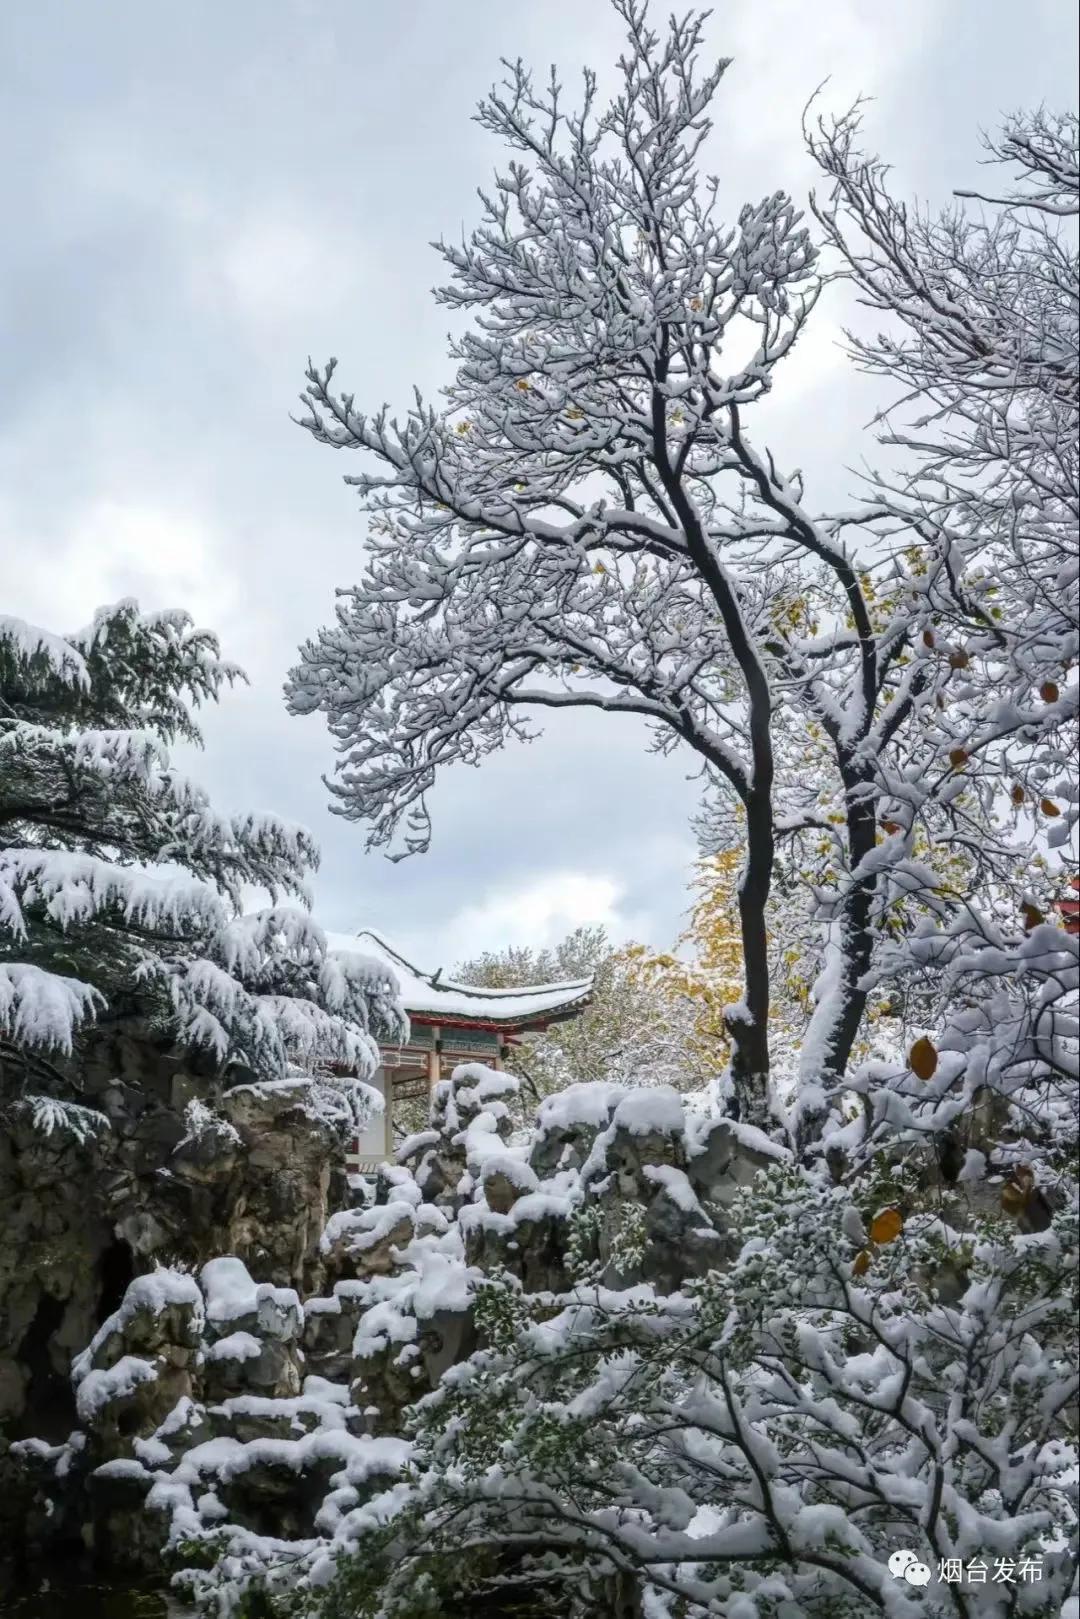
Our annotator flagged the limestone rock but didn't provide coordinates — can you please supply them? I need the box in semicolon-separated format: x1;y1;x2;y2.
0;1022;349;1437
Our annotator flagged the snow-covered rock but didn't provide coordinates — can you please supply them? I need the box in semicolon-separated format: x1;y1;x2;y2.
8;1064;785;1600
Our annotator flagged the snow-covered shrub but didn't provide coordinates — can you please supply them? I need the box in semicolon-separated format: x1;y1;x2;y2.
300;899;1078;1616
301;1162;1077;1617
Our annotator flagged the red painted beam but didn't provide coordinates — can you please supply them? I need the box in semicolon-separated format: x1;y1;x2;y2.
409;1013;547;1035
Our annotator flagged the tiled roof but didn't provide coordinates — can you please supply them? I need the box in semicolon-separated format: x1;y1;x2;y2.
325;930;593;1027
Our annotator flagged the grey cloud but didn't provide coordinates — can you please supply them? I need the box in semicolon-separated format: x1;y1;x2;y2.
3;0;1075;956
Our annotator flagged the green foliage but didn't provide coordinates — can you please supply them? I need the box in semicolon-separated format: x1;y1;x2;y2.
306;1515;572;1619
307;1150;1077;1618
170;1535;224;1573
0;598;240;744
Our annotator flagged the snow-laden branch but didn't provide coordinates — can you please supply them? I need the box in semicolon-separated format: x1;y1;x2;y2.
1;601;405;1142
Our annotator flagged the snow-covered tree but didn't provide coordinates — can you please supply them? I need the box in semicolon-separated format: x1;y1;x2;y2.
455;924;609;991
752;99;1080;1145
1;600;404;1142
287;5;1075;1144
456;925;706;1103
296;896;1078;1619
272;25;1078;1618
285;0;834;1126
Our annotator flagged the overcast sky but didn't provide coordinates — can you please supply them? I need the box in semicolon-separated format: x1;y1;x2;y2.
3;0;1076;972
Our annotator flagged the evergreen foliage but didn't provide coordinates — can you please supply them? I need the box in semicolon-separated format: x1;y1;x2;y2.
1;600;403;1140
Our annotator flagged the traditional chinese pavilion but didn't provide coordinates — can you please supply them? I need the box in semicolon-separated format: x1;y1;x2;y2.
328;930;593;1170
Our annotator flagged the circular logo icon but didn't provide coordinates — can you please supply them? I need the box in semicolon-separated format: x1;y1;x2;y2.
888;1549;918;1577
905;1562;932;1587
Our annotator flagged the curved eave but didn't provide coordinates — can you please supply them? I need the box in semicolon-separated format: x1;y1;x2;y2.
408;993;592;1034
347;928;594;1027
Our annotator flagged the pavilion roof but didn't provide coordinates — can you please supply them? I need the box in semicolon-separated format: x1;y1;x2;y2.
326;929;593;1028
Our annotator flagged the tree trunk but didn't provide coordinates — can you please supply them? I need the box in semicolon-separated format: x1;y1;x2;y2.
728;788;774;1129
796;772;878;1152
828;778;878;1080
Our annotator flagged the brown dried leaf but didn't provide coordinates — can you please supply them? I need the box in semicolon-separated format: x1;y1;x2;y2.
909;1036;938;1081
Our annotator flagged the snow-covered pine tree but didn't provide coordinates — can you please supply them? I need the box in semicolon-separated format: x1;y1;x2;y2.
1;600;404;1143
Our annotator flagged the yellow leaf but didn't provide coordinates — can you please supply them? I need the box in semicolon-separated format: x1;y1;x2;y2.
852;1248;872;1276
1000;1172;1033;1216
949;649;970;670
948;747;968;769
1040;799;1061;817
869;1208;903;1245
515;378;531;391
909;1036;938;1081
1040;681;1059;703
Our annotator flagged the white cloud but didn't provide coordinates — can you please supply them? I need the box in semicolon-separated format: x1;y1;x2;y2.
4;0;1073;966
193;210;360;336
715;0;936;176
399;871;651;971
54;126;363;345
3;498;236;635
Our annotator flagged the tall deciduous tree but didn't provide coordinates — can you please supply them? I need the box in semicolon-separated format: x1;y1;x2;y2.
287;0;826;1127
287;1;1076;1153
782;100;1079;1142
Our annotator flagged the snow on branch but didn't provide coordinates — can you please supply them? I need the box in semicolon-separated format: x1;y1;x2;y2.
2;596;404;1118
0;963;104;1053
12;1094;110;1145
0;614;90;689
286;4;826;866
